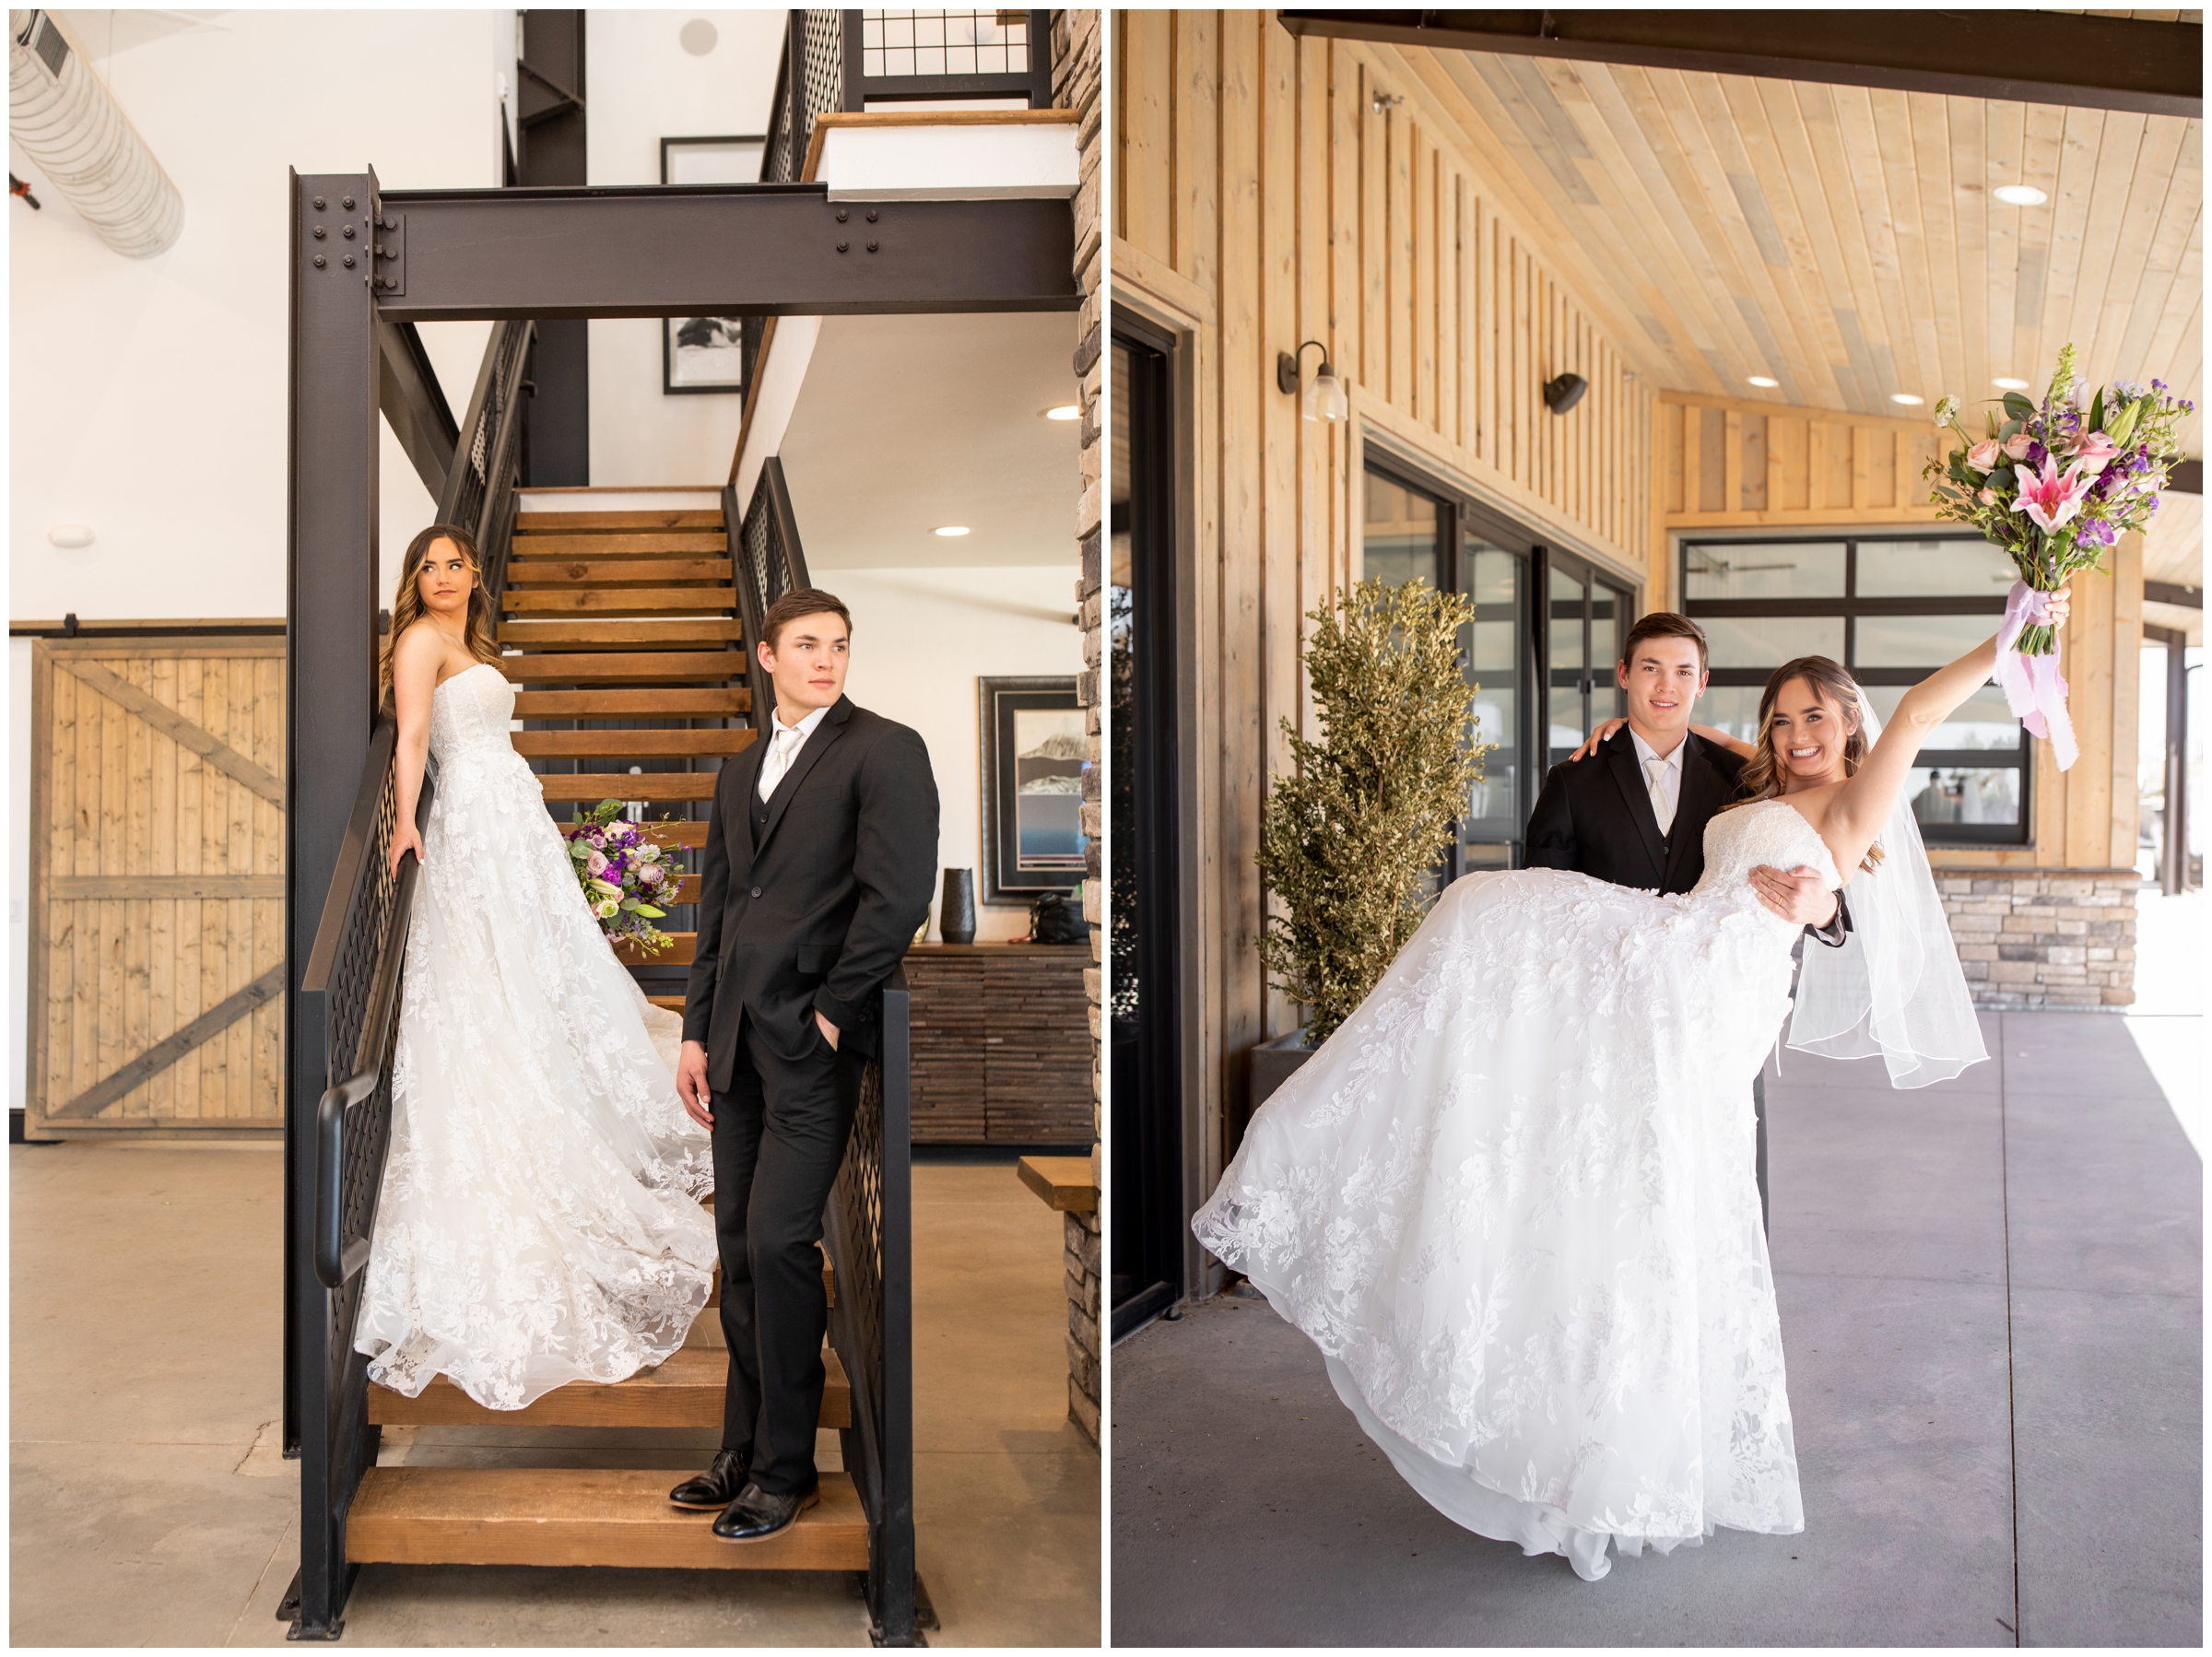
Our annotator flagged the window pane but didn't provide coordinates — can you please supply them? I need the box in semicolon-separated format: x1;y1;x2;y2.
1683;540;1845;600
1363;470;1441;590
1853;613;1997;667
1548;685;1584;756
1697;685;1767;745
1857;538;2018;597
1549;569;1586;669
1465;542;1523;832
1862;684;2024;751
1591;584;1620;670
1700;614;1844;668
1908;766;2022;827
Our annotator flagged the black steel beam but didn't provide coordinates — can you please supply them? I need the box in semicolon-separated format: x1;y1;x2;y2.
2168;458;2201;495
1276;10;2203;118
374;318;456;503
2146;581;2203;610
371;186;1077;322
286;165;382;1639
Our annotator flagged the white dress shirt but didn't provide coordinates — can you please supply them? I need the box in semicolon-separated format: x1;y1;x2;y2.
756;702;830;800
1630;727;1685;837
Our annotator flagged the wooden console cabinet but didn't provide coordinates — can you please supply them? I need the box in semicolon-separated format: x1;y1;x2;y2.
903;944;1089;1146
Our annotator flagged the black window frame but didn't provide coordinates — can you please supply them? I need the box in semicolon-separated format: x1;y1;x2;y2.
1541;546;1635;772
1359;453;1574;874
1679;531;2031;846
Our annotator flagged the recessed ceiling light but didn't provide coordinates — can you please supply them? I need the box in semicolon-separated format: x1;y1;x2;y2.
1889;393;1924;406
1994;184;2047;206
1992;376;2031;391
1747;375;1780;388
933;525;971;537
1043;405;1080;421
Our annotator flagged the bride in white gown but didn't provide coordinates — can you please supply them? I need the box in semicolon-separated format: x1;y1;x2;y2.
1194;593;2066;1581
353;524;716;1411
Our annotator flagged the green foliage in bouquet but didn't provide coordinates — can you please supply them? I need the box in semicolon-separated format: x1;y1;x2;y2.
1255;578;1491;1043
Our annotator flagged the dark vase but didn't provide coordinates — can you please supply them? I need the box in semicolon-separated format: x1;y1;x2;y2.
939;868;977;945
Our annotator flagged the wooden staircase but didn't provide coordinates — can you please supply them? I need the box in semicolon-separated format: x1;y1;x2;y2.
345;496;855;1573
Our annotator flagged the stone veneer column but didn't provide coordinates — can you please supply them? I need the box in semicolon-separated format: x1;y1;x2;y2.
1940;870;2139;1007
1055;6;1103;1449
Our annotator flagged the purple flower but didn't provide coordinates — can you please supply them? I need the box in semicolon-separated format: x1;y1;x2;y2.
2026;441;2050;470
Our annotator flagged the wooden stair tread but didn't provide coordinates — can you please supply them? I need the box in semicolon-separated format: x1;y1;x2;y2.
514;729;751;758
614;931;698;965
648;993;685;1011
367;1343;848;1429
500;652;745;684
511;532;728;556
540;774;727;804
507;558;735;585
515;509;724;531
506;588;735;616
1018;1155;1100;1214
500;619;743;649
346;1466;868;1569
512;688;749;717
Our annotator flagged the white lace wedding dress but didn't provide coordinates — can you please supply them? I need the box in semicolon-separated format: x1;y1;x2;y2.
354;663;717;1410
1194;798;1839;1581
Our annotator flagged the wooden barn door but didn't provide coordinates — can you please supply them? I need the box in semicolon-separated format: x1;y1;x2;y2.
26;639;287;1138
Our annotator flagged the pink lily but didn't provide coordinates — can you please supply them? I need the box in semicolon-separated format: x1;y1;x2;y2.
2066;429;2119;472
2012;453;2093;535
1967;439;2003;473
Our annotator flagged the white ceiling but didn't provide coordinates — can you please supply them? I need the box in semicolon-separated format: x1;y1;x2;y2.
776;311;1081;570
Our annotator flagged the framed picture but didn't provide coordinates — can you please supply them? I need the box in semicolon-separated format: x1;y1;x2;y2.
659;135;766;395
980;676;1087;903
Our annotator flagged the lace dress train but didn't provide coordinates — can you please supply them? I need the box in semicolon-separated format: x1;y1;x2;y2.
354;664;716;1411
1194;800;1839;1580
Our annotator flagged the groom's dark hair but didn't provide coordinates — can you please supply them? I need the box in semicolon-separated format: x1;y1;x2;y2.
1620;611;1708;673
759;587;853;652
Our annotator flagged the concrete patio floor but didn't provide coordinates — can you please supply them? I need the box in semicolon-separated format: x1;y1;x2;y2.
10;1146;1100;1647
1111;1010;2202;1647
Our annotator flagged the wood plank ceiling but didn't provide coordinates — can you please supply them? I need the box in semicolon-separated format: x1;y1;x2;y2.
1372;29;2203;464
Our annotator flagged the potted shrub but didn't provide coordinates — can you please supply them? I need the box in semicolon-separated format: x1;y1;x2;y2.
1246;576;1490;1129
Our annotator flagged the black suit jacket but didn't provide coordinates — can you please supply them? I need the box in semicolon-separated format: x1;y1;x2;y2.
1524;726;1852;941
1525;726;1746;895
683;696;938;1087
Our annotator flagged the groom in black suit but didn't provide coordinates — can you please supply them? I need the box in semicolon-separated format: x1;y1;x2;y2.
670;587;937;1543
1524;610;1847;1229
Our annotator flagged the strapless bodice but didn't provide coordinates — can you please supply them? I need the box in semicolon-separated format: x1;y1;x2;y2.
1690;798;1840;906
428;663;518;767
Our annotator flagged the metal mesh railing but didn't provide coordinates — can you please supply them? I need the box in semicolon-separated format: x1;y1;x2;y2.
764;9;849;183
823;975;915;1644
861;10;1031;76
435;318;533;589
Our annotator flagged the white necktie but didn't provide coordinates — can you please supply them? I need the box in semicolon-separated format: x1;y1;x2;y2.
1645;756;1676;836
758;721;806;800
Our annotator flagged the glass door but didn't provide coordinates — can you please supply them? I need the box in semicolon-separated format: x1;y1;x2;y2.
1109;324;1185;1339
1361;459;1535;871
1544;551;1630;769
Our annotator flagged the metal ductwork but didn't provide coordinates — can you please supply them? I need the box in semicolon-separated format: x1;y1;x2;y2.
9;9;182;257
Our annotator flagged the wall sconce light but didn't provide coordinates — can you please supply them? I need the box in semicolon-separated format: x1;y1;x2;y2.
1278;340;1347;423
1542;372;1587;415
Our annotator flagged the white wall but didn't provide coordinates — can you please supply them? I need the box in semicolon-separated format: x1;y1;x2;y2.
834;566;1085;941
584;9;785;487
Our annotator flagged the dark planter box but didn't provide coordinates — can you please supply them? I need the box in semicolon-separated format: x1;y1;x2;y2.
1240;1027;1316;1145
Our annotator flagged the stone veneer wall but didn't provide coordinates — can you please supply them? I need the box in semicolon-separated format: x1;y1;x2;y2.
1939;869;2138;1008
1056;6;1103;1449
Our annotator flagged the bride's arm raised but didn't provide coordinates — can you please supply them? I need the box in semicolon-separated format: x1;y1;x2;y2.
1819;588;2071;872
386;626;442;877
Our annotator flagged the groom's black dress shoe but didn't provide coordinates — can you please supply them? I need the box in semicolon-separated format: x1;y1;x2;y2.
711;1478;819;1542
668;1449;750;1510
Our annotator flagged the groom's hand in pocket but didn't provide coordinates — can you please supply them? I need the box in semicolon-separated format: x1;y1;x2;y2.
1750;864;1839;928
677;1040;713;1130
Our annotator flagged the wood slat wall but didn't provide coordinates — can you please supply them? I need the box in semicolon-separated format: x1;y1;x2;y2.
1113;11;1658;1205
28;640;287;1136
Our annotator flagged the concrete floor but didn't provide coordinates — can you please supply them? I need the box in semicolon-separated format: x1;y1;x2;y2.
1112;1010;2202;1647
10;1146;1100;1646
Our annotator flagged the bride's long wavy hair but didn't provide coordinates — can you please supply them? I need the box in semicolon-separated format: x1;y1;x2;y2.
381;523;502;708
1727;653;1885;871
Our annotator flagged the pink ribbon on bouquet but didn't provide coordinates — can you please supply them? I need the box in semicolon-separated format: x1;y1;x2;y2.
1994;581;2077;772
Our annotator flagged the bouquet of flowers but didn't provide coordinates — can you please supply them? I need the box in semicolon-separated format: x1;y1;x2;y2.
1924;343;2194;770
561;800;677;957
